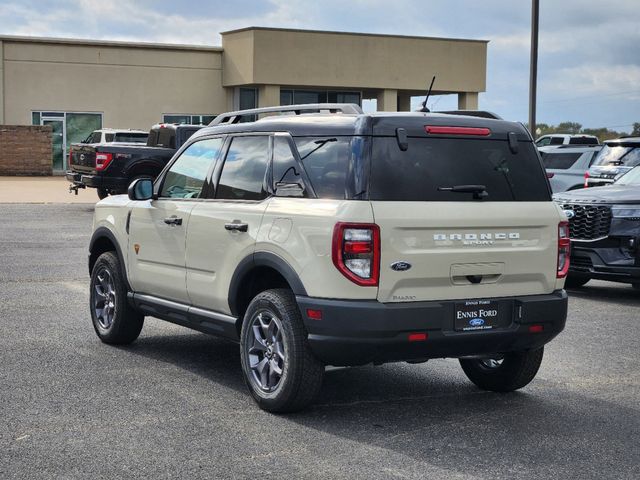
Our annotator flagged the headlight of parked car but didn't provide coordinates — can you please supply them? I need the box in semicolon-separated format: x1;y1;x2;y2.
611;205;640;220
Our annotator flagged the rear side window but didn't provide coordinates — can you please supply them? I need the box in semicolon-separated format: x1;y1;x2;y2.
273;137;307;196
550;137;565;145
294;137;351;199
370;137;550;202
216;136;269;200
541;152;582;169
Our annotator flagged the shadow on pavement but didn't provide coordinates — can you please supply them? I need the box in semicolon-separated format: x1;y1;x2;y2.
123;329;639;479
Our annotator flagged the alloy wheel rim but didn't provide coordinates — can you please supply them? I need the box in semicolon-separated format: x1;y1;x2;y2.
247;310;285;392
93;267;116;330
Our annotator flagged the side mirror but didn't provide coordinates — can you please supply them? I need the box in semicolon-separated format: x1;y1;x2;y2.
128;178;154;201
274;182;305;198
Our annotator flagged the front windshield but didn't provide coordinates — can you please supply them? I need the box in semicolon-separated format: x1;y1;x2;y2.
592;145;637;166
616;167;640;186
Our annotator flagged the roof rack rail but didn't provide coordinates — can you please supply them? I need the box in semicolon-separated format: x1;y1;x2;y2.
209;103;364;125
437;110;503;120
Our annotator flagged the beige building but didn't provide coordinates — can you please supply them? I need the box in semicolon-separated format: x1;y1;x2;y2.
0;27;487;172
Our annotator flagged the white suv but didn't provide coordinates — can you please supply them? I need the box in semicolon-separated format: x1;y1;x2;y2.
88;104;569;412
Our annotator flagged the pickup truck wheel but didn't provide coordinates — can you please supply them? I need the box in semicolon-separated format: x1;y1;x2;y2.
564;274;590;288
97;188;109;200
90;251;144;344
240;289;324;413
459;347;544;392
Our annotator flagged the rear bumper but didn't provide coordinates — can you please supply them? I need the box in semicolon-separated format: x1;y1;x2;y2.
297;290;568;366
66;171;128;191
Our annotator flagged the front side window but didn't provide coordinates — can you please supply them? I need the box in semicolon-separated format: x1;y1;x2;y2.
160;138;223;199
216;136;269;200
535;137;551;146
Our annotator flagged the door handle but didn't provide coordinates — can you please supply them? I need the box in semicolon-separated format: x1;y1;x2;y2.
225;221;248;232
164;216;183;226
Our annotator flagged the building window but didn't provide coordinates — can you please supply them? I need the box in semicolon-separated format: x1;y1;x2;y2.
162;114;217;125
280;89;361;106
239;88;258;110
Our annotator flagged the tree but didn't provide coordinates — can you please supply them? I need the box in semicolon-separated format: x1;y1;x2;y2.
632;122;640;136
556;122;582;134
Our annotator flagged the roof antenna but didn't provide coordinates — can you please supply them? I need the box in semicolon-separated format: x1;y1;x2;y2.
418;75;436;112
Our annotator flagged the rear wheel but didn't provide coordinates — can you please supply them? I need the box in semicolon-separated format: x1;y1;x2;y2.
97;188;109;200
90;251;144;344
240;289;324;413
564;274;590;288
459;347;544;392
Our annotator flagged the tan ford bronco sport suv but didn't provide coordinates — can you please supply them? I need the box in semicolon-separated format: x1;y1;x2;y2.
88;104;569;412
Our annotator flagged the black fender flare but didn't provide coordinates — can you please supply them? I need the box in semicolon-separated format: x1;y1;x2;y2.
228;251;307;316
122;158;165;178
89;226;132;291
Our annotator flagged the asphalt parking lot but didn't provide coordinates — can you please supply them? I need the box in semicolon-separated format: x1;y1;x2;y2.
1;203;639;479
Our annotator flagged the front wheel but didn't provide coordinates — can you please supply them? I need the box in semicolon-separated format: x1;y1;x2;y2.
459;347;544;392
90;251;144;344
240;289;324;413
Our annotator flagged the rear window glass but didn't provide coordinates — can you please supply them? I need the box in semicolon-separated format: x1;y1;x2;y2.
370;138;550;202
114;133;148;143
541;152;582;169
592;145;640;167
569;137;598;145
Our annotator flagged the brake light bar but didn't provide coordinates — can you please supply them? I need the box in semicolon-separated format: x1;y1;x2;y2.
95;152;113;171
557;221;571;278
425;126;491;136
332;222;380;286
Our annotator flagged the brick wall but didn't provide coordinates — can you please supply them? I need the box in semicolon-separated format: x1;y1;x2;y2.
0;125;53;176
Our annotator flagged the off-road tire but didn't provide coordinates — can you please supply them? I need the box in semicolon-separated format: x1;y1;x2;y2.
564;274;590;288
240;289;324;413
459;347;544;392
90;251;144;344
97;188;109;200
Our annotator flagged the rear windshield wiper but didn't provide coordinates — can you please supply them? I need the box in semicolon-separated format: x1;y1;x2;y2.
438;184;489;200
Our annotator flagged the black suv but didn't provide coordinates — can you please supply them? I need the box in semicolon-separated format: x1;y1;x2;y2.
555;166;640;288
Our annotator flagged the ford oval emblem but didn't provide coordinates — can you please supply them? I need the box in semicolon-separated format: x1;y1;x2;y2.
390;261;412;272
469;318;485;327
564;209;575;220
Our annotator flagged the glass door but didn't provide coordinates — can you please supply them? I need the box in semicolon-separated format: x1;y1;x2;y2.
42;118;65;171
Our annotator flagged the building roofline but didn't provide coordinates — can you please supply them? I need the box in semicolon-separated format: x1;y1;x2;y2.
220;26;489;44
0;34;223;52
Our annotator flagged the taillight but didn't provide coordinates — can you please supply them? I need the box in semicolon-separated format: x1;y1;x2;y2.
68;148;73;166
95;152;113;171
584;171;590;188
557;221;570;278
425;126;491;136
332;222;380;286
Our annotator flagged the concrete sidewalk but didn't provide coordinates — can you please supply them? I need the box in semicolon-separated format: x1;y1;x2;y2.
0;176;98;204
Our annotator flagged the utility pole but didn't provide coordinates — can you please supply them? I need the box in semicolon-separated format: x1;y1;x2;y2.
529;0;540;137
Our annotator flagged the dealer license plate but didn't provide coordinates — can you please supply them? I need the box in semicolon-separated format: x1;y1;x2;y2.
454;299;510;332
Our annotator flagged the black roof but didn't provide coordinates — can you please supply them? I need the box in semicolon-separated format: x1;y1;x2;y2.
191;112;531;141
604;136;640;146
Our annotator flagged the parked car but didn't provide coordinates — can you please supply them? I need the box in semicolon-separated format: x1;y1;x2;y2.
541;145;602;192
67;124;202;199
584;137;640;187
536;134;599;153
86;103;568;412
80;128;149;145
554;165;640;289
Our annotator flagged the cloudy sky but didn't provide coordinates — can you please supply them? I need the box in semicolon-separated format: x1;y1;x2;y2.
1;0;638;130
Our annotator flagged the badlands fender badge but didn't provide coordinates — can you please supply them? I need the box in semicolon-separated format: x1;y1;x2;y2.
390;261;412;272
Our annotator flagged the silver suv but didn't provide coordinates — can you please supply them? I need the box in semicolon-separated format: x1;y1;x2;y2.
87;104;569;412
